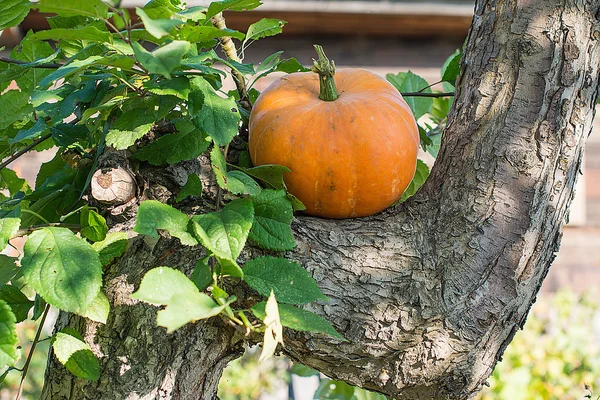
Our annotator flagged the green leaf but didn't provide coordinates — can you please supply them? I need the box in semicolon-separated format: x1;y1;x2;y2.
205;0;262;19
240;164;290;190
175;174;203;203
314;379;355;399
190;77;241;146
131;266;228;333
22;158;89;228
441;49;461;86
175;6;206;22
0;300;18;368
30;26;112;43
386;71;433;120
132;40;192;79
178;25;245;42
0;218;20;252
134;200;197;246
191;198;254;263
252;302;346;341
80;207;108;242
287;193;306;212
243;18;286;47
227;170;261;196
0;0;30;30
32;294;46;320
227;60;255;76
244;256;325;304
134;120;210;165
0;255;19;285
421;126;442;159
52;330;100;380
0;168;28;196
36;0;108;19
216;257;243;279
249;190;295;251
144;77;191;100
0;90;33;130
9;118;48;145
252;53;309;82
0;285;33;323
50;124;90;148
39;55;104;88
21;227;102;315
81;290;109;324
210;145;227;189
274;58;309;73
106;108;155;150
400;159;430;202
191;257;212;291
91;232;128;266
2;37;56;93
290;363;320;377
136;7;183;39
142;0;179;19
255;51;284;74
431;95;453;122
354;387;388;400
132;266;198;305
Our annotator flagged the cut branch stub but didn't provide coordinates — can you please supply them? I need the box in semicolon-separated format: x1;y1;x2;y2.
90;167;136;205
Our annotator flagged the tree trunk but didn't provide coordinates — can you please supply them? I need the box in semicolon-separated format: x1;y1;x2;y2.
42;237;246;400
42;0;600;399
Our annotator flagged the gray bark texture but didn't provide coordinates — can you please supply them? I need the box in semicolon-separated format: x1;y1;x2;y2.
41;0;600;399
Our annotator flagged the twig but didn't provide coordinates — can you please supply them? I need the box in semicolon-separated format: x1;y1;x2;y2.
418;79;443;93
16;304;50;400
0;133;52;171
103;18;129;44
212;13;249;105
401;92;455;98
0;56;61;69
106;3;133;45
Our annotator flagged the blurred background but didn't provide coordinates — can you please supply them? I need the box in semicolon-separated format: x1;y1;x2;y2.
1;0;599;399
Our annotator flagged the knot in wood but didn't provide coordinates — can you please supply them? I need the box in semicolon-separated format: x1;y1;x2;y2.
91;167;136;205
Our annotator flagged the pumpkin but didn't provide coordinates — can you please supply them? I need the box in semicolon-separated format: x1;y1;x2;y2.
248;46;419;219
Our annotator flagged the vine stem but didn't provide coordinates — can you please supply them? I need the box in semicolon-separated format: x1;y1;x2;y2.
0;132;52;171
15;304;50;400
212;13;249;104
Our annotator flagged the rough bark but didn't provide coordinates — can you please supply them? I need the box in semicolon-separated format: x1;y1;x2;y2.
42;238;246;400
42;0;600;399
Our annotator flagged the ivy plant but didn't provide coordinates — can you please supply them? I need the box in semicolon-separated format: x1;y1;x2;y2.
0;0;457;390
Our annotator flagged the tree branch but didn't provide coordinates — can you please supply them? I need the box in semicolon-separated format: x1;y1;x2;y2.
16;304;50;400
401;91;455;97
212;13;249;106
0;56;61;69
0;133;52;170
281;1;600;398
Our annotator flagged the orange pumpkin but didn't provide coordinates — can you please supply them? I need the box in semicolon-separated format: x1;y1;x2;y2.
248;46;419;219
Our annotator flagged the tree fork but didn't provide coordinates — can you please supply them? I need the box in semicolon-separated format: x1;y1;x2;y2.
40;1;600;399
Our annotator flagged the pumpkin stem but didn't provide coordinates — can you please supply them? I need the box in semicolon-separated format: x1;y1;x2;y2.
312;45;339;101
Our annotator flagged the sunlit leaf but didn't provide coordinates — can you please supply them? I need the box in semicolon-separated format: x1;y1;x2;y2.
21;227;102;315
52;329;100;380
